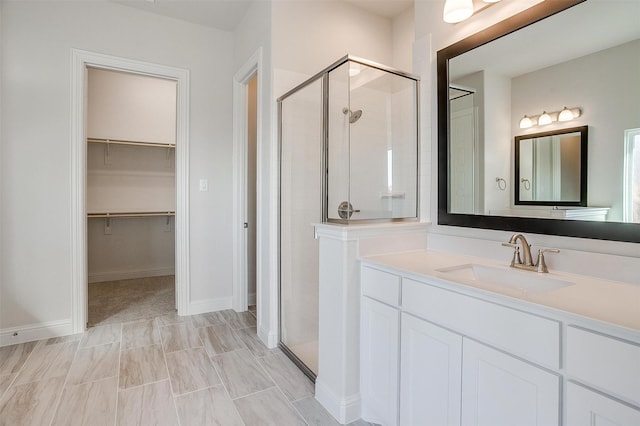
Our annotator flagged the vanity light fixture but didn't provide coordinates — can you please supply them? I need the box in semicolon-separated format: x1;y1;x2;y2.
518;107;582;128
538;111;552;125
519;115;533;129
444;0;502;24
558;106;574;122
443;0;474;23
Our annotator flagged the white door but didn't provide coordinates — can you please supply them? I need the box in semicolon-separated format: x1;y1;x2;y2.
566;382;640;426
400;313;462;426
450;107;476;214
361;297;400;426
461;339;560;426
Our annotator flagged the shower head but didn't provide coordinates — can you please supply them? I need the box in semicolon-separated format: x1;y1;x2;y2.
342;107;363;124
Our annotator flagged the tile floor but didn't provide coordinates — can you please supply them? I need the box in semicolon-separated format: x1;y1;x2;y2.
0;308;375;426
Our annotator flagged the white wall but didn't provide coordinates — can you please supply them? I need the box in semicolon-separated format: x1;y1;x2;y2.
0;1;234;333
414;0;640;262
87;68;177;145
392;5;415;71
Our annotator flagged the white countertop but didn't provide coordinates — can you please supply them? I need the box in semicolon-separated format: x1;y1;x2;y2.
361;250;640;335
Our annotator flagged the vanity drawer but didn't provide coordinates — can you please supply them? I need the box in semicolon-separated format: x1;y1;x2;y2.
566;326;640;405
402;278;561;369
362;266;400;306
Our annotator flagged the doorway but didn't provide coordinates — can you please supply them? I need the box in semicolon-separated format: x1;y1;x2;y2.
70;49;190;334
246;75;258;309
85;67;177;326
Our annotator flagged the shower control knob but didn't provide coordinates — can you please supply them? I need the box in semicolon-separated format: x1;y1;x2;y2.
338;201;359;219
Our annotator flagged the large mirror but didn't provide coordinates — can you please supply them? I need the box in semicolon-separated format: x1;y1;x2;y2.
515;126;587;207
438;0;640;243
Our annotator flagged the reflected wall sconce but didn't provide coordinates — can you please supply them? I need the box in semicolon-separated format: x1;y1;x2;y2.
444;0;502;24
518;107;581;129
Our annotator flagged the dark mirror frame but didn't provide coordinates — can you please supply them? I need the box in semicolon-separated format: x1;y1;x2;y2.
514;125;588;207
437;0;640;243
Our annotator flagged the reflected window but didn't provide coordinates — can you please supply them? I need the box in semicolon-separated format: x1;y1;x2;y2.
623;128;640;223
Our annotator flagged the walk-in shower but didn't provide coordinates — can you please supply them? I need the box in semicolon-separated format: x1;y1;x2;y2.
278;55;419;379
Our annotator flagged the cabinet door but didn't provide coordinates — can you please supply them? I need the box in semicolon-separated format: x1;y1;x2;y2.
461;339;560;426
566;382;640;426
361;297;400;426
400;313;462;426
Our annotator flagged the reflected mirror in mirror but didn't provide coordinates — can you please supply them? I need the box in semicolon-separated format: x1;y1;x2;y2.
437;0;640;242
515;126;587;206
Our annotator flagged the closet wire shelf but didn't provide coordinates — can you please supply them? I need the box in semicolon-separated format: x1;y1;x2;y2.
87;137;176;148
87;212;175;219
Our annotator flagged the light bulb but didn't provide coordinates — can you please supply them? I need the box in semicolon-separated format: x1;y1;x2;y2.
558;107;574;122
519;115;533;129
538;111;552;125
443;0;474;23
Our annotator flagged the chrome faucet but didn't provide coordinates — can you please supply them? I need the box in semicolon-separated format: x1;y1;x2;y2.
502;233;559;273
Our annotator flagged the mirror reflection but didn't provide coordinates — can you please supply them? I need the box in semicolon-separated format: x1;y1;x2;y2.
515;126;587;207
446;0;640;224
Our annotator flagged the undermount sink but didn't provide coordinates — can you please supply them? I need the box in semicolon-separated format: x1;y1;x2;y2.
436;263;574;294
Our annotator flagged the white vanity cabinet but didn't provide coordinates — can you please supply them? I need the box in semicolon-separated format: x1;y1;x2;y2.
360;267;401;425
399;313;461;426
359;263;639;426
461;338;560;426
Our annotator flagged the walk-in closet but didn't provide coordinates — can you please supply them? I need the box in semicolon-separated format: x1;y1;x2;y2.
86;67;177;326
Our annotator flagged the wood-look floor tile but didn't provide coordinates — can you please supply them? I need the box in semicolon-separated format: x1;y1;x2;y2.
220;309;257;330
0;341;37;376
155;313;184;327
234;326;278;358
188;312;226;328
80;323;121;348
15;340;79;385
122;318;160;350
211;348;274;399
293;396;341;426
119;344;168;390
67;342;120;386
51;376;117;426
258;352;314;401
39;333;83;346
234;387;306;426
0;374;16;400
160;322;201;353
175;385;243;426
199;323;245;356
117;379;178;426
0;377;65;426
165;348;220;395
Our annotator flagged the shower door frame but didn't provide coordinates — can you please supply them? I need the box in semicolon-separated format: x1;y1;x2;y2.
277;55;421;380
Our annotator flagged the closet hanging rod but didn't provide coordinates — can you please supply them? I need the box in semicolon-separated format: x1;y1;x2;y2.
88;211;175;219
87;138;175;149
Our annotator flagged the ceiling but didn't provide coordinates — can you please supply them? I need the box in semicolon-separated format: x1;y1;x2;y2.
113;0;414;32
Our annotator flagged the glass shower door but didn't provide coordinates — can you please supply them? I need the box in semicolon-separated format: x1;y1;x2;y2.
279;77;323;377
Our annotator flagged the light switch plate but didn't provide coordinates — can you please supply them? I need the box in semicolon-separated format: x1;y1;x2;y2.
199;179;208;192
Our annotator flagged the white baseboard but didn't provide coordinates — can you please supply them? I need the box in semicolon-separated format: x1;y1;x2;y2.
188;297;232;316
0;319;74;347
89;267;175;283
248;292;256;306
315;378;361;424
257;324;278;349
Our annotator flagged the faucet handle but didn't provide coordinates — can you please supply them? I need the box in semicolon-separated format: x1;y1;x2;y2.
502;242;522;266
536;248;560;273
